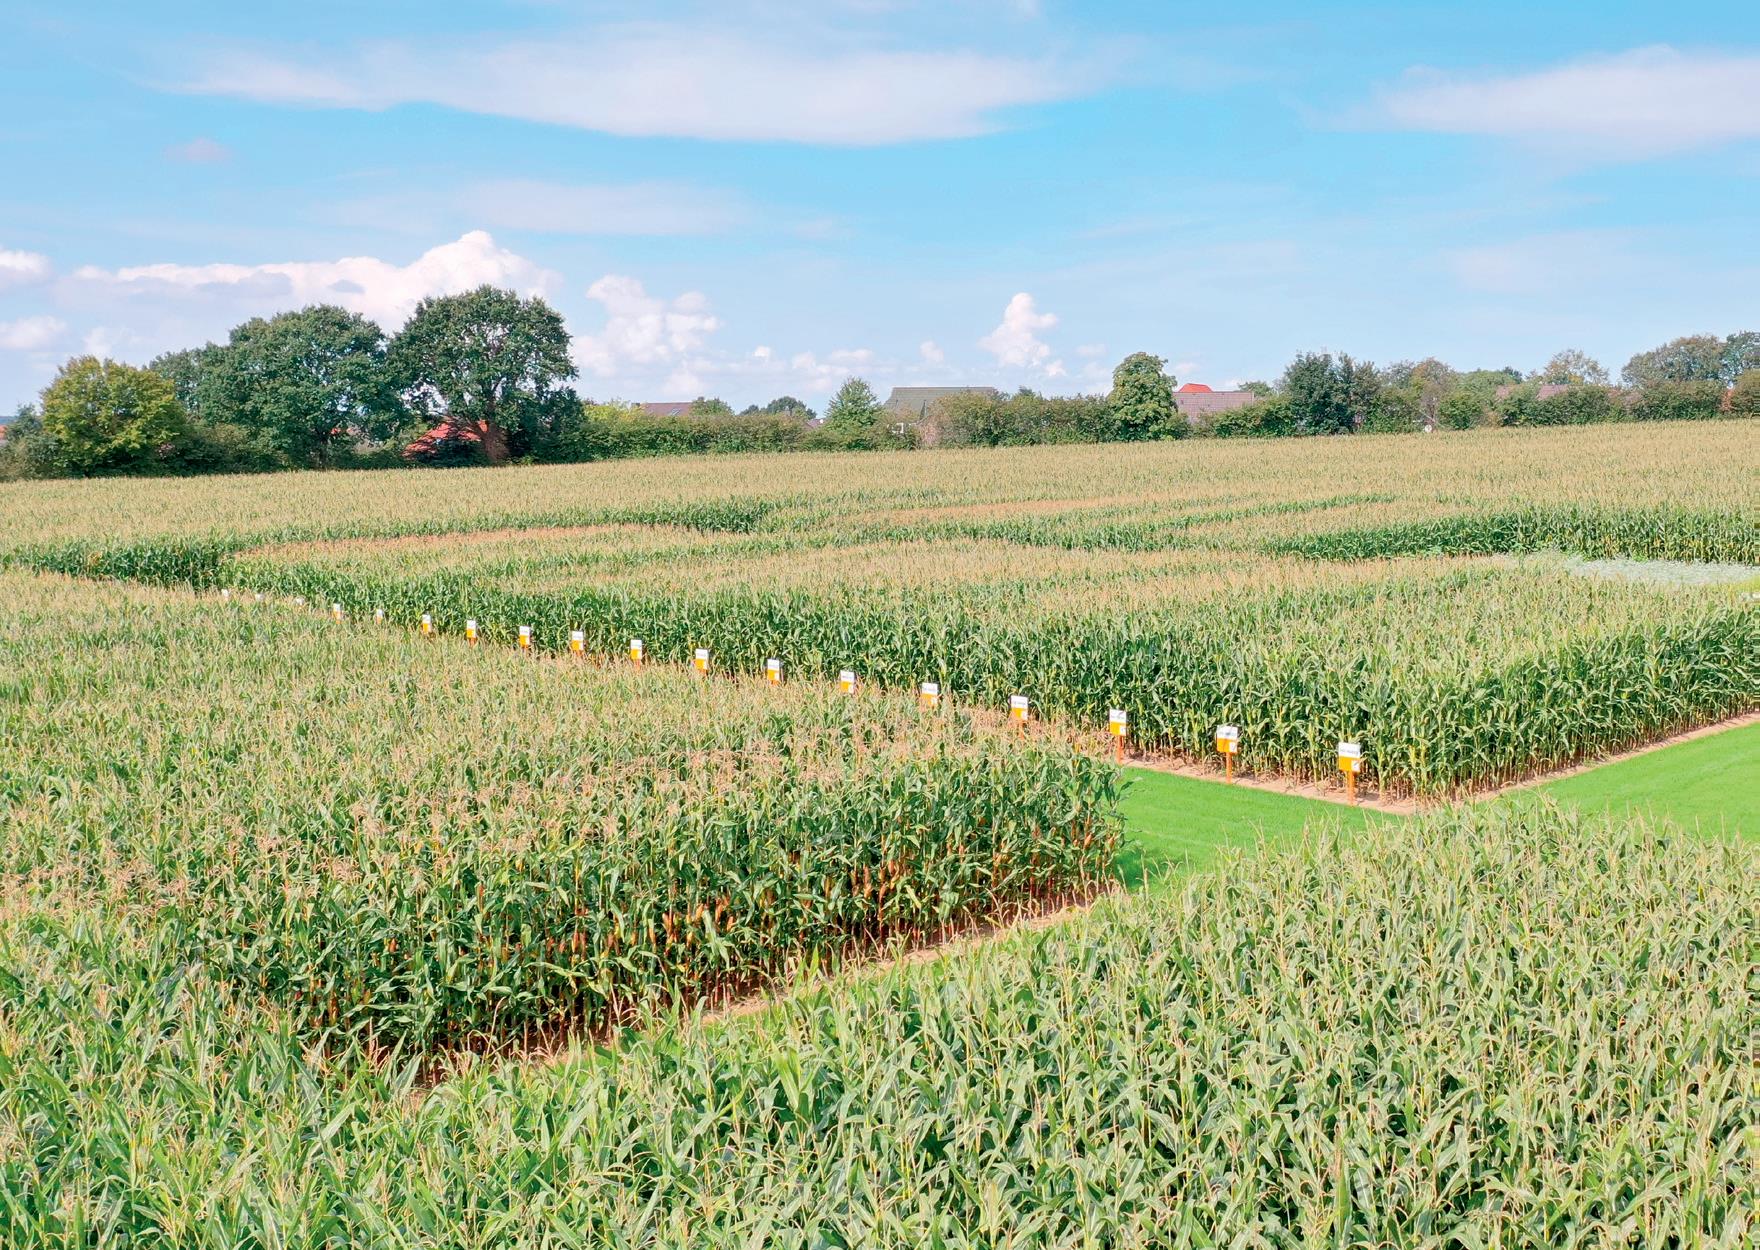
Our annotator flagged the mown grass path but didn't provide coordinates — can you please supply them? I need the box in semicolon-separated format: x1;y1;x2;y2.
1116;717;1757;887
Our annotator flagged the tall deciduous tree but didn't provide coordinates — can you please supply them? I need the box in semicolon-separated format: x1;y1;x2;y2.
388;286;577;463
38;357;189;476
1621;334;1728;388
1108;352;1178;439
822;378;884;431
1280;352;1353;435
207;306;399;467
1534;349;1609;386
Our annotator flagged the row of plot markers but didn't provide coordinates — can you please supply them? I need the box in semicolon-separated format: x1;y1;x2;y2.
221;588;1372;795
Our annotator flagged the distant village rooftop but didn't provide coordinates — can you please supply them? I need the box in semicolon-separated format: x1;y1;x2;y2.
884;386;1000;417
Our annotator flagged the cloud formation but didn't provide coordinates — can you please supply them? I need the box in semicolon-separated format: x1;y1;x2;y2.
66;231;557;331
1374;46;1760;158
180;27;1094;145
0;247;52;289
979;292;1063;375
0;315;66;352
573;275;723;393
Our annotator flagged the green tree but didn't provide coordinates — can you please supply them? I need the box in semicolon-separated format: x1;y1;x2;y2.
821;378;884;431
1238;380;1274;398
688;396;734;417
388;286;577;463
1729;368;1760;418
1621;334;1727;387
1533;349;1609;386
1721;332;1758;383
149;344;228;423
759;395;815;420
1437;390;1485;430
1108;352;1178;440
206;306;400;467
1628;380;1726;422
37;357;190;476
1280;352;1353;435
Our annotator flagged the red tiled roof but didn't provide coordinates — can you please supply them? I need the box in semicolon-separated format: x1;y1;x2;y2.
1177;383;1213;393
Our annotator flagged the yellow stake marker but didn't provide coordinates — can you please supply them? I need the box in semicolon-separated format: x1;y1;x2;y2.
1108;709;1129;762
373;608;385;624
1337;740;1363;803
629;638;644;666
838;669;858;695
1009;694;1030;731
331;603;344;622
693;647;710;674
919;680;941;711
465;619;479;645
765;658;783;685
420;613;434;637
569;629;586;657
518;625;533;652
1215;723;1240;782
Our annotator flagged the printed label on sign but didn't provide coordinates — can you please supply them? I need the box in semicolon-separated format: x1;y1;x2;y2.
519;627;532;647
1009;695;1029;720
1216;723;1240;753
374;609;385;622
570;630;585;651
1337;741;1362;759
1109;709;1128;735
839;670;857;692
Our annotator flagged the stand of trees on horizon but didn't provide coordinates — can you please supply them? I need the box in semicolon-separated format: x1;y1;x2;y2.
1;286;1754;481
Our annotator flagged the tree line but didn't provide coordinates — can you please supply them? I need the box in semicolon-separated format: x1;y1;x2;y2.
0;287;1753;480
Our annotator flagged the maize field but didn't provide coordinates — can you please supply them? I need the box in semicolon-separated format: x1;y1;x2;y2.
8;422;1750;796
2;777;1752;1246
1;421;1755;1245
0;575;1117;1053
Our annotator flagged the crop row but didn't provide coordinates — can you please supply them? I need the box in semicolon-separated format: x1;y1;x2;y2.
0;573;1117;1052
215;549;1759;796
3;795;1752;1245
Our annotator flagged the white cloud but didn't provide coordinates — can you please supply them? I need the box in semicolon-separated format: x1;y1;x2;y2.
919;339;945;364
455;180;745;236
1374;46;1760;158
979;292;1061;373
573;275;723;378
0;315;66;351
179;27;1097;145
66;230;557;330
0;247;52;289
164;137;233;163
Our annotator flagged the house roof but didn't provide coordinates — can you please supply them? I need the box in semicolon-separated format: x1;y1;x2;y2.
884;386;1000;416
1177;383;1213;393
635;402;694;418
1172;390;1262;416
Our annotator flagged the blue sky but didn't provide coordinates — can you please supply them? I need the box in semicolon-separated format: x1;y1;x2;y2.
2;1;1756;411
